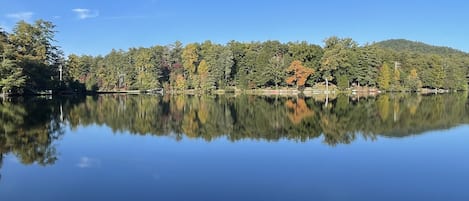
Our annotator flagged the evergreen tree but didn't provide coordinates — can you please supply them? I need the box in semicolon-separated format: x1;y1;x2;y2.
264;54;286;88
354;46;381;86
320;37;358;87
0;58;26;96
218;48;234;88
0;30;26;95
9;20;61;91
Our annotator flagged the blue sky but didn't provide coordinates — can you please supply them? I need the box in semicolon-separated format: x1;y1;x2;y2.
1;0;468;55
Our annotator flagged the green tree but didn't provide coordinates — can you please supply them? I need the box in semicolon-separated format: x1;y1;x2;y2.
0;28;8;54
264;54;286;88
134;48;160;89
9;20;61;91
66;54;82;82
0;30;26;96
230;42;258;89
170;41;183;67
199;41;222;89
443;59;467;91
0;59;26;96
431;58;445;89
320;37;358;88
337;74;349;90
218;48;234;88
254;41;287;87
287;42;323;85
354;46;381;86
99;49;129;90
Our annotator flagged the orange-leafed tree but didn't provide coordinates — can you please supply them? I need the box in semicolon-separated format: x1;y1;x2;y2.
285;98;314;125
285;60;314;89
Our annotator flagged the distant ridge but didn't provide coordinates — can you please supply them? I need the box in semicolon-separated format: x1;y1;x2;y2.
372;39;467;56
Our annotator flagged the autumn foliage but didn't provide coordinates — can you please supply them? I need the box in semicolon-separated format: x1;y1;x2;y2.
285;99;314;125
285;60;314;89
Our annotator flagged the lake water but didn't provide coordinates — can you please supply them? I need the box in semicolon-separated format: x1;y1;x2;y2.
1;93;469;201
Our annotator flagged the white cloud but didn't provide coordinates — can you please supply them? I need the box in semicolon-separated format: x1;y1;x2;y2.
72;8;99;20
5;12;34;21
76;156;101;168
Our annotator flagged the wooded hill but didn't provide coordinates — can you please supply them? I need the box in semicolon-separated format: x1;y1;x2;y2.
373;39;468;56
1;20;469;95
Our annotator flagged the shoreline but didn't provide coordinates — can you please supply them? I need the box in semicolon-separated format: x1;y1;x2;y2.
1;87;461;98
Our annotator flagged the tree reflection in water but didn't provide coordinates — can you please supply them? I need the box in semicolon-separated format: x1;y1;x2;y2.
1;93;468;179
0;96;84;181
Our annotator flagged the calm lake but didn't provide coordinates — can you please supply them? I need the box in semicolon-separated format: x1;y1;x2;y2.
1;93;469;201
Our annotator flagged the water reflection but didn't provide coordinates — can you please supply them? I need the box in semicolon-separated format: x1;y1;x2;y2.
1;93;468;174
0;97;83;180
68;93;468;143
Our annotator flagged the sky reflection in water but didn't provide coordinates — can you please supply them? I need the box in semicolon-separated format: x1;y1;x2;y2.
0;94;468;201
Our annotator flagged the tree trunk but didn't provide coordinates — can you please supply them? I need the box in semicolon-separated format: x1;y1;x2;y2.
325;93;329;107
325;78;329;94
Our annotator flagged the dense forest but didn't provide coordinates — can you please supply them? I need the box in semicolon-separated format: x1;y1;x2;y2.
1;20;469;95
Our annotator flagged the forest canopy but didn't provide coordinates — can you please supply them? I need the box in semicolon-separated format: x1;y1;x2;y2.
1;20;469;95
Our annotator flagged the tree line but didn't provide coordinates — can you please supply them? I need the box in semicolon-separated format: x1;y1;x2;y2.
1;20;469;95
0;20;63;95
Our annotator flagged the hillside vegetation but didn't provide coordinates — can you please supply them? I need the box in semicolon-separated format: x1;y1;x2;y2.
374;39;467;56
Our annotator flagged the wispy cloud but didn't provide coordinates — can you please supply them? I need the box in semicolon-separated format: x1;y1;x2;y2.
76;156;101;168
72;8;99;20
5;12;34;21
